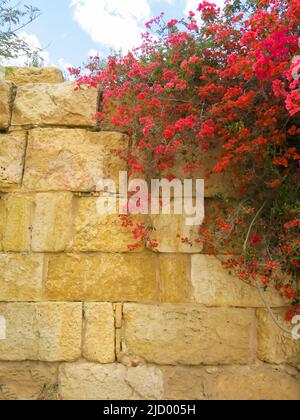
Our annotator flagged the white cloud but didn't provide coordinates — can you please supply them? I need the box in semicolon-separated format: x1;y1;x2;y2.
3;31;49;67
70;0;152;52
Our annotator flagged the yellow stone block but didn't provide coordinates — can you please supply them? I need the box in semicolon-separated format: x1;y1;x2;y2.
0;253;43;301
0;79;12;130
5;67;64;86
0;362;58;400
257;309;300;366
0;132;26;190
12;82;97;127
23;129;128;191
59;363;164;400
71;196;143;252
159;255;191;303
32;193;73;252
212;366;300;400
3;195;33;252
122;304;254;365
0;303;82;362
83;303;115;363
191;255;288;308
46;254;158;302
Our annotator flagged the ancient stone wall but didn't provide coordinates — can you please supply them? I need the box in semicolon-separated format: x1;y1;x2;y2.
0;67;299;400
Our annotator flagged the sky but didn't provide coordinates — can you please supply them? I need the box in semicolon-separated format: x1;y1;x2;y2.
8;0;224;74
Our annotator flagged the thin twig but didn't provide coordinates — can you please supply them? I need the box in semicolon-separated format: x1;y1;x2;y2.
242;200;292;336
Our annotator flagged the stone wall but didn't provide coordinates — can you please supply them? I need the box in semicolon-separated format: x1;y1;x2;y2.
0;67;299;400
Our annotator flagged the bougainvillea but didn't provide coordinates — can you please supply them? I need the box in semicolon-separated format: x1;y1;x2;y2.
72;0;300;321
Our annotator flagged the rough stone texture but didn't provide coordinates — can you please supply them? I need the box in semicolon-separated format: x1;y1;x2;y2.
71;196;143;252
122;304;254;365
83;303;115;364
0;132;26;189
257;309;300;366
211;366;300;400
11;82;97;127
0;362;58;400
0;253;43;302
32;193;73;252
159;255;191;303
59;363;164;400
46;254;158;302
0;79;12;130
149;200;203;253
0;303;82;362
0;196;6;250
162;366;208;400
23;129;128;191
2;194;33;252
5;67;64;86
191;255;288;308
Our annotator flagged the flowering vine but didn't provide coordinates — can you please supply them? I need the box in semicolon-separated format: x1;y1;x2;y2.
72;0;300;321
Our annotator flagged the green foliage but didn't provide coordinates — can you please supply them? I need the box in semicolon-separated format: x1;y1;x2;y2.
0;0;41;64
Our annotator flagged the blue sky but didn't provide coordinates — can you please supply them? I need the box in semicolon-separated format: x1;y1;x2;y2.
17;0;201;71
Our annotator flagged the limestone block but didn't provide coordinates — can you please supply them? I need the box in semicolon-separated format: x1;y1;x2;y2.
12;82;97;127
212;366;300;400
71;196;142;252
191;255;288;308
122;304;254;365
83;303;115;363
46;254;158;302
257;309;300;366
32;192;73;252
0;253;43;301
5;67;64;86
23;129;128;191
0;132;26;189
2;194;33;252
59;363;164;400
161;366;208;400
0;362;58;400
0;303;82;362
0;79;12;130
159;255;191;303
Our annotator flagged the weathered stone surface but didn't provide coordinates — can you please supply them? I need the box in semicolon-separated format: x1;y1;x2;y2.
149;200;203;253
0;196;5;250
191;255;288;308
212;366;300;400
0;132;26;189
71;196;143;252
0;303;82;361
83;303;115;363
12;82;97;127
0;362;58;400
3;194;33;252
0;79;12;130
161;366;208;400
32;193;73;252
159;255;191;303
5;67;64;86
59;363;164;400
257;309;300;366
0;253;43;301
46;254;158;302
122;304;254;365
23;129;128;191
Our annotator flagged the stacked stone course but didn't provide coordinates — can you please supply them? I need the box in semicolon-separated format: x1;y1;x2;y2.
0;67;299;400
